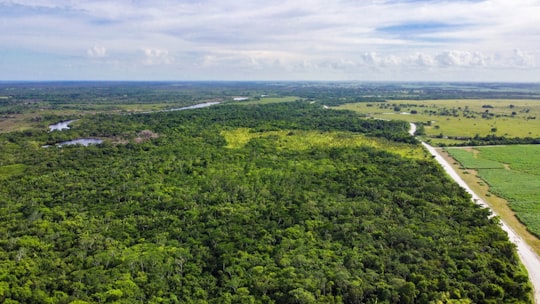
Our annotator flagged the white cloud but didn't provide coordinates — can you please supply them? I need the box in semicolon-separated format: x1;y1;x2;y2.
142;48;174;65
414;53;435;67
1;0;539;80
435;51;487;67
508;48;535;67
87;45;107;58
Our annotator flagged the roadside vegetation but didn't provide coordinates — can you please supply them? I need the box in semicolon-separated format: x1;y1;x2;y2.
0;83;533;303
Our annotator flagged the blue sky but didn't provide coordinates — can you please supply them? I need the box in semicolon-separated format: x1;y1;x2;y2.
1;0;539;81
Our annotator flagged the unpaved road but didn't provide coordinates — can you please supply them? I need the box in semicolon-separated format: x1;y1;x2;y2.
420;139;540;303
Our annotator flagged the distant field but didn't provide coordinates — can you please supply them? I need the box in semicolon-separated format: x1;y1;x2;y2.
338;99;540;145
446;145;540;237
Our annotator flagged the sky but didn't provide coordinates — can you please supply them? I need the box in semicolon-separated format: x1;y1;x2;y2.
1;0;539;82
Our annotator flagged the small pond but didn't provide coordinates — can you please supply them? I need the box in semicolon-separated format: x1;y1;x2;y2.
48;120;77;131
43;138;104;147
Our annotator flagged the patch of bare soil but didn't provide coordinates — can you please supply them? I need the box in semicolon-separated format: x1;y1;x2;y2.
134;130;160;144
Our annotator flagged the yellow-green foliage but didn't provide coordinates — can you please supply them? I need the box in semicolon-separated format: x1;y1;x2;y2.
221;128;426;159
0;164;26;179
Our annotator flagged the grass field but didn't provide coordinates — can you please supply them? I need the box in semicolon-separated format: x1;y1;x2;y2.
222;128;428;159
446;145;540;237
338;99;540;145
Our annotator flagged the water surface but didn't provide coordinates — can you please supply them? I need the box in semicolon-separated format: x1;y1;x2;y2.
49;120;77;131
58;138;103;146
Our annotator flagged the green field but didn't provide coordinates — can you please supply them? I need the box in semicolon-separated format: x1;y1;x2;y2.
446;145;540;236
338;99;540;145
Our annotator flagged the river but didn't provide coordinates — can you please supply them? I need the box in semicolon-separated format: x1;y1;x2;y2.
413;124;540;303
165;101;220;112
141;101;221;114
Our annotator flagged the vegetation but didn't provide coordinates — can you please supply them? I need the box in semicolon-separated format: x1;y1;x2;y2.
446;146;540;238
338;99;540;146
220;128;425;159
0;82;535;303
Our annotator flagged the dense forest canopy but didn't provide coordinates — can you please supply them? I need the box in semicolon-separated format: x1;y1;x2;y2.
0;83;534;303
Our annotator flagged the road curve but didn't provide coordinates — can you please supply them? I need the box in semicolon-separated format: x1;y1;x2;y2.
414;125;540;303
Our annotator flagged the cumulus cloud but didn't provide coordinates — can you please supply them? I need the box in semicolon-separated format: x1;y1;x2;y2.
434;51;488;67
87;45;107;58
142;48;174;65
414;53;435;67
508;49;535;67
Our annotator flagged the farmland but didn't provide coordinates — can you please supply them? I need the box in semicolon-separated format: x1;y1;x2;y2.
338;99;540;146
446;145;540;238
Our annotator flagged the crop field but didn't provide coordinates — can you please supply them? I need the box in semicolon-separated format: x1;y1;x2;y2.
446;145;540;237
338;99;540;145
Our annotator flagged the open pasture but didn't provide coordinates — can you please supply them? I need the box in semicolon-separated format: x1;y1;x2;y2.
338;99;540;145
446;145;540;237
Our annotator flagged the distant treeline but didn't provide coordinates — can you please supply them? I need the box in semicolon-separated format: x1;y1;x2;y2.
440;135;540;147
2;81;540;108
